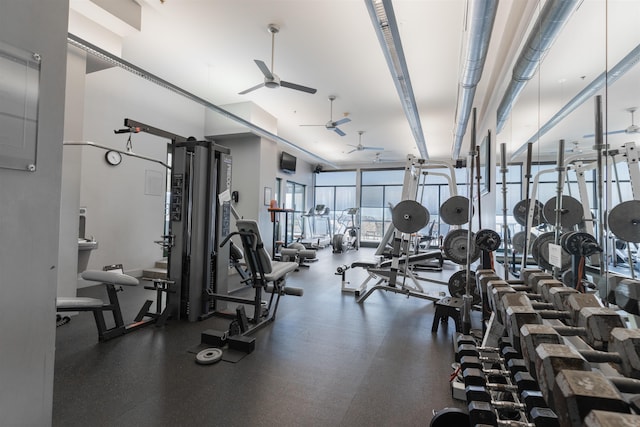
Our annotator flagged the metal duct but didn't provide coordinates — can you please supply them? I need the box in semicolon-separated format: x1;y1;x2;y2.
452;0;499;160
365;0;428;159
511;41;640;159
496;0;582;133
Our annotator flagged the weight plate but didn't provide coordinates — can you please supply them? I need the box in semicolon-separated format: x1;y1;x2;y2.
447;269;479;305
195;348;223;365
558;231;576;251
475;229;502;252
391;200;430;233
439;196;471;225
442;229;481;265
608;200;640;243
562;231;601;256
513;199;545;227
430;407;469;427
511;231;535;254
542;195;584;229
530;232;571;271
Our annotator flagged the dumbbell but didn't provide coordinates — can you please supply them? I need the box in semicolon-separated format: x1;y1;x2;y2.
534;342;640;421
504;300;625;352
583;410;640;426
520;324;640;380
487;280;565;324
466;387;560;427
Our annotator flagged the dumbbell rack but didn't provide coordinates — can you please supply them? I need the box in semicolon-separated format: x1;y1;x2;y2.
436;267;640;427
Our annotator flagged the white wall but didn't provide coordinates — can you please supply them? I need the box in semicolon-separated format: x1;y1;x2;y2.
58;45;87;298
74;67;205;278
0;0;69;424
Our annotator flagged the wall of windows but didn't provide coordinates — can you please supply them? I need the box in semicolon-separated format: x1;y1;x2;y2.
284;180;305;243
314;161;636;278
314;171;357;238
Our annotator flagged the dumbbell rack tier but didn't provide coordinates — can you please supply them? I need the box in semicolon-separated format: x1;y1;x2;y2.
444;267;640;427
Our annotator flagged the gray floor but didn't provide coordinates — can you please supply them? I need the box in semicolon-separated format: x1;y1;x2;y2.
54;247;469;427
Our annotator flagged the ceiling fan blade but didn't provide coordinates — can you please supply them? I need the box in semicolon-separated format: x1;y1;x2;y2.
254;60;273;80
363;146;385;151
347;149;357;154
346;144;358;148
238;82;265;95
280;80;317;94
300;124;325;127
333;127;346;137
333;117;351;127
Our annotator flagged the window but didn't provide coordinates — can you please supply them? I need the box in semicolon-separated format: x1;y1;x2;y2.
314;171;357;236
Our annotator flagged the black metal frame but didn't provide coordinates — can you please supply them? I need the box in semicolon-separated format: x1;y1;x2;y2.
216;230;288;336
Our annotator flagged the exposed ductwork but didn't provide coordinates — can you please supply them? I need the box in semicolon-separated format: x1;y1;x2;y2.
365;0;428;160
451;0;499;160
511;41;640;159
495;0;582;134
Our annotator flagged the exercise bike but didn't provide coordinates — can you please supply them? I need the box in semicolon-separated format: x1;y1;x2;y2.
332;207;359;253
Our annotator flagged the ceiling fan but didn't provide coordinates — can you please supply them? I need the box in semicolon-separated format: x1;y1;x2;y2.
348;131;384;153
583;107;640;138
372;152;388;163
301;95;351;136
238;24;317;95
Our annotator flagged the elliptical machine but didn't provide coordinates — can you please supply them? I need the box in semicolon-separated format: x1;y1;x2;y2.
332;207;359;253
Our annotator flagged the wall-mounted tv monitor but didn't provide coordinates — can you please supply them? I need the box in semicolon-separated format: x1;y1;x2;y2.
280;151;296;174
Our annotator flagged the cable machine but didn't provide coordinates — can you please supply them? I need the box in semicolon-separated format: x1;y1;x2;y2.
120;119;233;322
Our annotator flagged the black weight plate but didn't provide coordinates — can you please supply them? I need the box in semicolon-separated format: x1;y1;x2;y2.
562;231;601;256
543;195;584;228
608;200;640;243
430;407;469;427
513;199;545;227
475;229;501;252
392;200;430;233
447;270;480;305
530;232;570;271
440;196;471;225
442;229;481;265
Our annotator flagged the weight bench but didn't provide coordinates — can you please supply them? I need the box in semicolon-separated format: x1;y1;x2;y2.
56;270;174;342
280;242;317;267
344;251;447;301
216;219;303;336
56;270;138;342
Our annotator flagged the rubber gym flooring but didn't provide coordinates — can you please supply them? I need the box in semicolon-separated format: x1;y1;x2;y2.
53;247;470;426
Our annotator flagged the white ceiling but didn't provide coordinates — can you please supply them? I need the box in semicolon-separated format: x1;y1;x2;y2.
69;0;640;168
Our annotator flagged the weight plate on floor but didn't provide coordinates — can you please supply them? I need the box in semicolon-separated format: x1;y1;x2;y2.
530;232;570;271
513;199;545;227
447;269;479;305
475;229;501;252
439;196;471;225
195;348;223;365
542;195;584;228
391;200;429;233
561;231;601;256
442;229;480;265
608;200;640;243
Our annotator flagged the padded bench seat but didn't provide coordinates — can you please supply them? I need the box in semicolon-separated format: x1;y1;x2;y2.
264;261;299;282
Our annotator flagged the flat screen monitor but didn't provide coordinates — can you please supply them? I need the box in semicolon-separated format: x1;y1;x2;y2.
280;151;296;174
